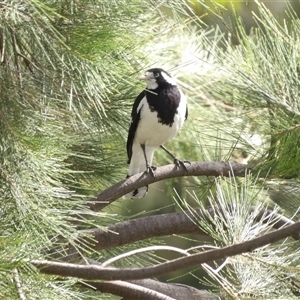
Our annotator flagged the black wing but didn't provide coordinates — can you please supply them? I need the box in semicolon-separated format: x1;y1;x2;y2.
126;90;146;164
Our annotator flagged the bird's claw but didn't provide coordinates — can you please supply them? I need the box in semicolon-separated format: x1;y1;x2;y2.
174;158;190;171
146;165;156;177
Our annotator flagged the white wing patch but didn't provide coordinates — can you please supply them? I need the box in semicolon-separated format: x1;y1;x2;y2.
137;96;146;113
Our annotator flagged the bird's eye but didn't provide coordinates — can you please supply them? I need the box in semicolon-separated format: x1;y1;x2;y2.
154;73;159;78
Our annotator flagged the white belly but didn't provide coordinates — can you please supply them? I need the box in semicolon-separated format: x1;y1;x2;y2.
134;93;186;147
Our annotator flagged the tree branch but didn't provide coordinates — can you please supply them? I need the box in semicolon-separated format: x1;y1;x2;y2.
82;280;176;300
84;279;219;300
74;207;297;255
78;209;207;252
32;220;300;280
84;161;249;212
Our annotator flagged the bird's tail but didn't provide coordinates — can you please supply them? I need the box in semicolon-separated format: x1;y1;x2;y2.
123;185;148;199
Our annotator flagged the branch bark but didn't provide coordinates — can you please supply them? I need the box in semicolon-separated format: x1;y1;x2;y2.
85;279;219;300
74;207;297;254
32;220;300;281
82;280;176;300
78;209;206;252
84;161;249;212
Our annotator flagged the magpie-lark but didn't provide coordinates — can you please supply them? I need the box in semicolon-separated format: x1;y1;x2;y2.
123;68;188;199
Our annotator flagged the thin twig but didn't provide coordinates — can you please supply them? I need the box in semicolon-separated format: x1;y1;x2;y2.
0;27;5;64
202;263;236;297
11;31;23;90
188;245;220;252
100;245;190;267
13;269;26;300
145;88;158;95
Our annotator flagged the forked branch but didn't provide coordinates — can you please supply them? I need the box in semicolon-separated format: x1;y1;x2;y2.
32;220;300;281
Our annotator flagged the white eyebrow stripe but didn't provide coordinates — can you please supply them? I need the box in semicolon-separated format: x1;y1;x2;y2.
161;71;177;85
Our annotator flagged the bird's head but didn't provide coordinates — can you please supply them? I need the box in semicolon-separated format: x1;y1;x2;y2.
138;68;176;90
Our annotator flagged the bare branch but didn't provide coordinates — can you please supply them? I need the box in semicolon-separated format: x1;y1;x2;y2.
100;245;190;267
82;259;218;299
127;280;219;300
85;279;219;300
84;161;249;212
79;209;207;252
75;207;297;254
82;280;176;300
32;220;300;280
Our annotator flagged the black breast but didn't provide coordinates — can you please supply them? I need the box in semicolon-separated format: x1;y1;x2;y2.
145;86;181;127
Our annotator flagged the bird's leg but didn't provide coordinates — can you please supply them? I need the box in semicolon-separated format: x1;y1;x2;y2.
141;144;156;176
160;145;190;171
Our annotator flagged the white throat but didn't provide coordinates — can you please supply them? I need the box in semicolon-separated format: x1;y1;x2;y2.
146;80;159;90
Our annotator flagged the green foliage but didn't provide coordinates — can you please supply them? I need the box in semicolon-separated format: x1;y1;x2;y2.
175;176;300;299
0;0;144;297
206;1;300;179
1;0;300;299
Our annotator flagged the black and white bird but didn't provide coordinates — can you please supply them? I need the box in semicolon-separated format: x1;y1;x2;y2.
123;68;188;199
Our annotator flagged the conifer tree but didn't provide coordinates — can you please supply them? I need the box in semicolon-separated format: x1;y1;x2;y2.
0;1;299;299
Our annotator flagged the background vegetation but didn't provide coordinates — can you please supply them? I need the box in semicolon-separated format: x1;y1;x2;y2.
0;0;300;299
